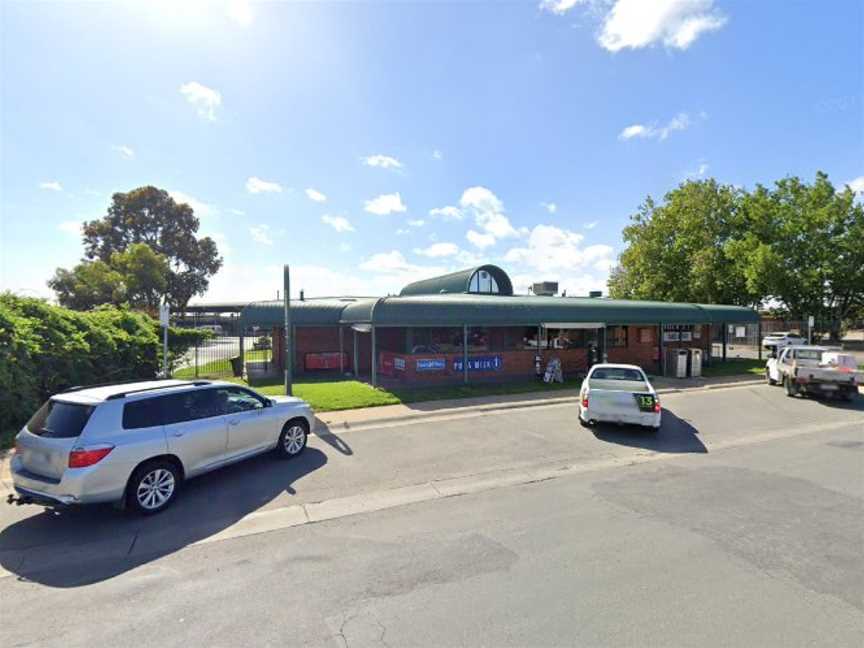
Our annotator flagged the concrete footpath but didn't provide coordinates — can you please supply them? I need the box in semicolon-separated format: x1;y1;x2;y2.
316;373;766;431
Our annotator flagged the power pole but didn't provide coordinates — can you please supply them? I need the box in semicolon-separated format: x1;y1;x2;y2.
283;265;293;396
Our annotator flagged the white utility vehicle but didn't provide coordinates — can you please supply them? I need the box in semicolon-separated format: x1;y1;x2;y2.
766;346;862;400
761;331;805;350
578;364;661;431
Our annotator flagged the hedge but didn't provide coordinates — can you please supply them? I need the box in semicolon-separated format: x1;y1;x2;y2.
0;293;208;444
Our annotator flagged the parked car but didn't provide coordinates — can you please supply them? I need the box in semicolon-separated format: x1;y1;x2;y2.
762;331;805;351
578;364;661;431
765;346;862;400
11;380;314;514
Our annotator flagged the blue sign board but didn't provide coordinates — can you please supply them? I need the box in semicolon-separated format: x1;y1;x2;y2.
416;358;446;372
453;355;503;372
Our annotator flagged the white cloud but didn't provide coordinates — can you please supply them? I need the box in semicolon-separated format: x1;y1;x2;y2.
39;181;62;191
57;220;82;235
112;145;135;160
230;208;246;216
684;161;710;179
407;219;425;228
169;190;213;218
432;149;443;160
845;176;864;194
618;112;692;141
305;188;327;203
466;230;496;249
414;242;459;258
504;224;615;274
459;186;522;248
250;224;273;246
538;0;587;16
179;81;222;121
339;242;352;253
541;201;558;214
364;192;407;215
226;0;253;26
362;154;403;169
429;205;463;221
584;221;599;229
321;214;354;233
246;177;283;194
599;0;727;52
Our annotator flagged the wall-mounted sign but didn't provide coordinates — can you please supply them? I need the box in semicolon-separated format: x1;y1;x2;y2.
680;331;692;342
416;358;447;372
453;355;503;372
663;331;680;342
394;357;406;371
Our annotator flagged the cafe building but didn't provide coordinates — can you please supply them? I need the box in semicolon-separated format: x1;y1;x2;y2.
238;265;758;386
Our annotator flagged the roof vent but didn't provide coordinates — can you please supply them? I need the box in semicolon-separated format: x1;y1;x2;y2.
532;281;558;296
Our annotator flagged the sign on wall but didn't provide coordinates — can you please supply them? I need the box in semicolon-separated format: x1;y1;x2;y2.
453;355;503;372
394;357;406;371
416;358;447;372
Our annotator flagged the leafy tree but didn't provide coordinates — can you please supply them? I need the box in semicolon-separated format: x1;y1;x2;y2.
727;172;864;339
608;179;757;305
48;260;126;310
81;186;222;310
48;243;169;313
609;172;864;340
109;243;169;313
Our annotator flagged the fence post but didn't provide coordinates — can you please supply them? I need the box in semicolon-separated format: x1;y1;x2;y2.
757;319;762;361
463;324;469;384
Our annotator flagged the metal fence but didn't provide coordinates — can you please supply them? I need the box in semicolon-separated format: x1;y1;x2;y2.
171;323;272;380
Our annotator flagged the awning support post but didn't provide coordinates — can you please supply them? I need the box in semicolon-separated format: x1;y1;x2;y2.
722;322;728;362
338;326;344;374
283;265;292;396
658;323;664;376
353;329;359;377
463;324;469;384
371;326;377;387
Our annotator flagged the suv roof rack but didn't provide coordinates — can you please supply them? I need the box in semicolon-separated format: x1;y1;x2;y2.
105;381;212;401
62;377;159;393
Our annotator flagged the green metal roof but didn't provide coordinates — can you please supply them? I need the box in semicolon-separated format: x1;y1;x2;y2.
399;264;514;296
241;298;375;327
339;294;758;326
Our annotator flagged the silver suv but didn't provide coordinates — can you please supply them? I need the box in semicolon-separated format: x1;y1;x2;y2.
11;380;314;514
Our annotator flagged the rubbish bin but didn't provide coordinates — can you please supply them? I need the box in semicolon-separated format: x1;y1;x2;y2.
666;349;688;378
230;355;243;378
688;348;703;377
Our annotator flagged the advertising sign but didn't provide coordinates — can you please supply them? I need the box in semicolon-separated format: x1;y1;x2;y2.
453;355;503;372
394;357;406;371
416;358;447;372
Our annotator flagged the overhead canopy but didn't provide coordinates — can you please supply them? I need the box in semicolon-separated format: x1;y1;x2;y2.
338;294;758;327
399;265;514;297
241;298;375;327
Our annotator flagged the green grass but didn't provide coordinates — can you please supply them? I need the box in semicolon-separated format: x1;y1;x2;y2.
701;358;765;378
227;375;574;412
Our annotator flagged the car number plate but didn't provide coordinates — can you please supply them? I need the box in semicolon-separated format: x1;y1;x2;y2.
633;394;656;412
820;384;837;391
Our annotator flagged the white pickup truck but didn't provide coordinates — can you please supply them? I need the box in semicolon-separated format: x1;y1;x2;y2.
766;345;862;400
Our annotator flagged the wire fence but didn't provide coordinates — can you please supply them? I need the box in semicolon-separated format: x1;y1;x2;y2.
171;323;273;380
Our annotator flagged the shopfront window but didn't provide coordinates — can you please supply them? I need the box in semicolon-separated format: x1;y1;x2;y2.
410;327;464;353
606;326;628;348
466;327;489;352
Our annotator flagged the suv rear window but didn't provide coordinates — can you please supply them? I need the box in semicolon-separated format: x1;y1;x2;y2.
590;368;645;382
123;399;163;429
27;400;95;438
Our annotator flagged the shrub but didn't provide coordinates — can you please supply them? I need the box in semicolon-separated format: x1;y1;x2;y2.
0;294;204;443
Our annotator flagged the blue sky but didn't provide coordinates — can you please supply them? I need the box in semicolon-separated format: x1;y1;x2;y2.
1;0;862;303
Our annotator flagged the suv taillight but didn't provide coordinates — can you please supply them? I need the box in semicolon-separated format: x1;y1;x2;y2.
581;395;589;408
654;400;661;413
68;445;114;468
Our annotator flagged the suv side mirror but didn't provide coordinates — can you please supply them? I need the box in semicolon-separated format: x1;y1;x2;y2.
264;399;274;408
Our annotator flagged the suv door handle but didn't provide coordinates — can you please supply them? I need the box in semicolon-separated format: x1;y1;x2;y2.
171;431;184;437
229;419;240;426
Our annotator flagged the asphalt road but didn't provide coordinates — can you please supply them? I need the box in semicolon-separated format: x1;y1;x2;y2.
1;385;862;647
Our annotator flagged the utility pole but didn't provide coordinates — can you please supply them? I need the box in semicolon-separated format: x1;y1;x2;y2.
159;299;170;378
283;265;292;396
